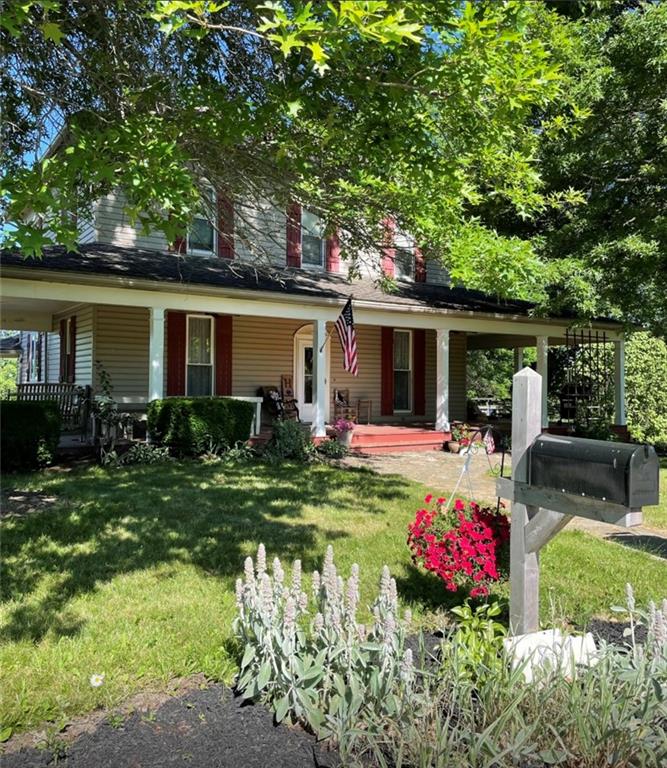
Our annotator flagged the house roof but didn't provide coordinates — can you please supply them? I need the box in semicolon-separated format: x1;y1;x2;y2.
1;242;604;323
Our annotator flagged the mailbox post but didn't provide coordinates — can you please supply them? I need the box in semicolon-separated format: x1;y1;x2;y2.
498;368;659;636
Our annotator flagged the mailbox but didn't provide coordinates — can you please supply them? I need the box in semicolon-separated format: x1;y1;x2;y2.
528;435;659;509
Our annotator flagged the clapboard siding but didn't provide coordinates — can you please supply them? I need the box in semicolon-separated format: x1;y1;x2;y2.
234;198;288;267
95;191;169;251
78;208;96;244
46;331;60;382
231;316;304;395
449;332;467;421
426;260;450;286
95;306;150;402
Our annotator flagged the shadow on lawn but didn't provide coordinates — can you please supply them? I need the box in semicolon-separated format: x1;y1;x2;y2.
1;461;410;643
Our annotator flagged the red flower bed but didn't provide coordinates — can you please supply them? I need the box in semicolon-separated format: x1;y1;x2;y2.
407;495;510;597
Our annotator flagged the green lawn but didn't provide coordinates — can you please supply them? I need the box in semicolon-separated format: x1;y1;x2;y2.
1;460;666;734
643;458;667;531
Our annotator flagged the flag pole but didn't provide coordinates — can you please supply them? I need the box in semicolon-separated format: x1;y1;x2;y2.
319;295;353;354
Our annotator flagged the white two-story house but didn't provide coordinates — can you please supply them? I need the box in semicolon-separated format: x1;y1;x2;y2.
1;189;628;450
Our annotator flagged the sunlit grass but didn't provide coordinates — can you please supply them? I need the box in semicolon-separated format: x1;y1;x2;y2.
643;460;667;531
1;460;665;733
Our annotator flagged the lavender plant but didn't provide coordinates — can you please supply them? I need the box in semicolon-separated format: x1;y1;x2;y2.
234;544;420;744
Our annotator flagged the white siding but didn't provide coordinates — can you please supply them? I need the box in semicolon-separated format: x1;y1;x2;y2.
234;198;288;267
46;331;60;382
94;306;150;403
426;260;450;286
95;191;169;251
77;205;96;244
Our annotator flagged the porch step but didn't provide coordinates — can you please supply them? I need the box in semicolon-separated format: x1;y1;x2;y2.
351;428;450;455
351;441;448;455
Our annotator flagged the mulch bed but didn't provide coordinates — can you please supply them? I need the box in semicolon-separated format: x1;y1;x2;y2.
1;685;340;768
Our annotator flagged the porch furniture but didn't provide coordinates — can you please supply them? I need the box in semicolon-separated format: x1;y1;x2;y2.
16;383;92;434
257;386;300;422
333;389;357;422
226;395;263;437
357;398;372;425
280;375;300;421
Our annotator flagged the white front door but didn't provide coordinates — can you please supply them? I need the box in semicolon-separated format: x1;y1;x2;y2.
295;336;315;422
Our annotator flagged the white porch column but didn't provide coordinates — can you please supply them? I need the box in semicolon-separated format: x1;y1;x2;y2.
614;337;626;426
148;307;165;401
514;347;524;374
311;318;327;437
536;336;549;429
435;328;451;431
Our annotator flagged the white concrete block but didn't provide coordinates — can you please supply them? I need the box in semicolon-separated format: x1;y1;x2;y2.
504;630;598;683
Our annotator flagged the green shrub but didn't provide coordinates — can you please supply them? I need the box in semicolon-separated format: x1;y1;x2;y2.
0;400;61;471
626;332;667;449
316;437;348;459
146;397;255;456
263;419;314;462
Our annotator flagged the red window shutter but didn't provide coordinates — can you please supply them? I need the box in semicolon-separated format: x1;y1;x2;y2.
217;194;234;259
326;230;341;272
381;217;396;278
166;312;187;396
171;234;186;254
381;327;394;416
413;329;426;416
67;316;76;383
59;319;67;382
286;202;302;267
414;246;426;283
215;315;233;396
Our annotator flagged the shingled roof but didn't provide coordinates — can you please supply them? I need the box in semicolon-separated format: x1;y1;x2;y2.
2;242;560;318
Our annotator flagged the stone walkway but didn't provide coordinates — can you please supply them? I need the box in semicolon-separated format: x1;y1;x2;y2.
342;450;666;558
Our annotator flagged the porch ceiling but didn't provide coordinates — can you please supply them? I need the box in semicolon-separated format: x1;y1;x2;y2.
0;297;77;331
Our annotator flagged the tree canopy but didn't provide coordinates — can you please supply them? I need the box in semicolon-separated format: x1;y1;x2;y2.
1;1;664;333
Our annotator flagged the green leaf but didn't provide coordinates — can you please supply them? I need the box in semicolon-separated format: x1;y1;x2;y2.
274;694;290;723
0;727;12;743
41;22;64;44
256;659;272;691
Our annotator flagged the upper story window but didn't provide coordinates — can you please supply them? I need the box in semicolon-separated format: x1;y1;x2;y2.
188;187;217;255
186;315;214;396
301;209;325;268
395;247;415;280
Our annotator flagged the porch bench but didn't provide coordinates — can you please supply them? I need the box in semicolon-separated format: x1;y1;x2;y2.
16;383;92;433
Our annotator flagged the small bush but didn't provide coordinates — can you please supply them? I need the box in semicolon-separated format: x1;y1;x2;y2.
0;400;61;471
119;442;172;466
626;332;667;449
263;419;314;462
316;437;348;459
146;397;255;456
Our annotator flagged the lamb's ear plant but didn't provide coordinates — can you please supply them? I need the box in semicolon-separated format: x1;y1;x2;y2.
234;544;423;751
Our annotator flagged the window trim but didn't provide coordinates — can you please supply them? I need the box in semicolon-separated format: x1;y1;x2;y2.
300;209;326;271
393;328;413;413
187;188;218;257
185;314;215;396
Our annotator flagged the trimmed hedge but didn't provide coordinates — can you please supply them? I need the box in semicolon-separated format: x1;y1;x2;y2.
0;400;62;471
147;397;255;456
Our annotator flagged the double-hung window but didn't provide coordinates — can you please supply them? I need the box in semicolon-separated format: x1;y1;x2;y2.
393;329;412;412
188;187;217;255
301;209;325;268
395;247;415;280
186;315;214;396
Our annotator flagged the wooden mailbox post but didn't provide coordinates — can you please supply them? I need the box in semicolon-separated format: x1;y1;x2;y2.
498;368;659;636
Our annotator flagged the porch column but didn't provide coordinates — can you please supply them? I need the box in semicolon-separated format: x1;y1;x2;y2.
614;337;626;426
514;347;524;374
536;336;548;429
148;306;165;401
435;328;451;431
312;318;327;437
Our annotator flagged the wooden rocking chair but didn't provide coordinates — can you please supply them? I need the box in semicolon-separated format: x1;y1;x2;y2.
333;388;357;422
280;374;300;421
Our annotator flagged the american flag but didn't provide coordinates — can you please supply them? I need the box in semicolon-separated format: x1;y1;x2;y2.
334;298;358;376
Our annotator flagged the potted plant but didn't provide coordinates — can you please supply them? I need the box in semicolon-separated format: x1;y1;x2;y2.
333;418;355;448
448;423;470;454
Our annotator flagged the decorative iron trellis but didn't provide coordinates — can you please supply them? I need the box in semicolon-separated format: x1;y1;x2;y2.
556;329;614;428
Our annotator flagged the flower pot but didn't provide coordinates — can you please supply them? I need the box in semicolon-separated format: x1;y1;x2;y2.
339;430;353;448
447;440;461;454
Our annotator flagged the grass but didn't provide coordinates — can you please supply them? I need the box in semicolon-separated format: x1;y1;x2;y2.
1;460;666;734
643;458;667;531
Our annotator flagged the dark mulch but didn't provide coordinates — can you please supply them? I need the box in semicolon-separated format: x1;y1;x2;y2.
2;685;340;768
587;618;647;647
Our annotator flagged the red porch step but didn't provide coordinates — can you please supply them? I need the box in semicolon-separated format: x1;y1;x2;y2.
350;425;450;455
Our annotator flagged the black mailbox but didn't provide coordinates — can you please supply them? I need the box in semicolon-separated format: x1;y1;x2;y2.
528;435;659;508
